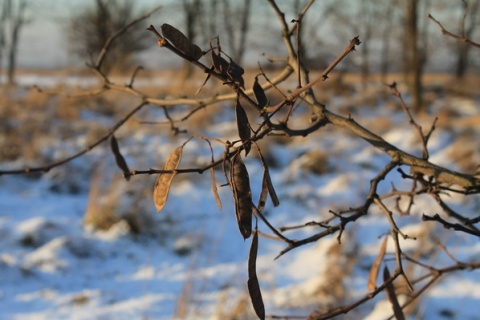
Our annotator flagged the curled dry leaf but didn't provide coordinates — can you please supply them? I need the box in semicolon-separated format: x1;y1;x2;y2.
109;135;130;181
383;266;405;320
367;235;388;291
230;152;252;239
153;145;183;212
227;59;245;89
210;50;244;88
258;149;279;208
211;50;229;75
253;76;268;108
195;72;212;95
248;230;265;320
235;99;251;156
210;167;222;210
257;176;268;213
160;23;202;61
205;139;222;210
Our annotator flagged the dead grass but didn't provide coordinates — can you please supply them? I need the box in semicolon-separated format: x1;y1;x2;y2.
83;159;120;230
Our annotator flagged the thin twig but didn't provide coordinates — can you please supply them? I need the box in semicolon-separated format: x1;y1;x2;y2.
429;13;480;48
0;102;148;175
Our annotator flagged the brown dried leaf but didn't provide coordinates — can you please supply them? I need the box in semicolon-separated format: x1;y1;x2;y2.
248;230;265;320
160;23;202;60
153;146;183;212
367;236;388;291
110;135;130;181
230;152;252;239
383;267;405;320
253;76;268;108
235;99;251;156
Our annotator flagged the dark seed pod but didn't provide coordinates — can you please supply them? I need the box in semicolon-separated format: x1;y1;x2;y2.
161;23;202;60
258;149;279;207
230;152;252;239
384;267;405;320
235;99;251;156
227;59;245;89
247;230;265;320
253;76;268;108
109;135;130;181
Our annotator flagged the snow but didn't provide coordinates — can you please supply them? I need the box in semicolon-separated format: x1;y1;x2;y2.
1;80;480;319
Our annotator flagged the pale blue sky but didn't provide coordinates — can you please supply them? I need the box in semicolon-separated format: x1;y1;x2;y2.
17;1;176;68
11;0;474;71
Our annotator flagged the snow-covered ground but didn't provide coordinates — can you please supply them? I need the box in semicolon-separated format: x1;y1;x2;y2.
1;78;479;320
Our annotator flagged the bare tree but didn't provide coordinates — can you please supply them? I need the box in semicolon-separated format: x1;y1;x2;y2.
0;0;29;85
68;0;153;73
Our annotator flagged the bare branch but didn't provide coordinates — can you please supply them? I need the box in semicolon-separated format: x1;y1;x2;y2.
429;13;480;48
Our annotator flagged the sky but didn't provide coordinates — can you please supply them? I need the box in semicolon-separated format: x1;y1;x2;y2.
8;0;477;72
16;1;173;69
11;0;326;70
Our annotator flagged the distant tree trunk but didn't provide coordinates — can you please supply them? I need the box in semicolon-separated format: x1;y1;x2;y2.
222;0;251;65
455;43;470;78
380;0;395;82
181;0;203;78
405;0;423;112
455;0;479;79
7;1;25;84
1;0;28;85
0;0;8;71
207;0;219;37
359;1;373;89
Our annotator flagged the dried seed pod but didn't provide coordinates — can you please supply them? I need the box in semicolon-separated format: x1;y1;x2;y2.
153;146;183;212
235;99;251;156
205;139;222;210
211;50;230;76
160;23;202;60
258;149;279;207
211;50;222;72
257;175;268;213
367;236;388;291
253;76;268;108
210;166;222;210
227;59;245;88
383;267;405;320
230;152;252;239
247;230;265;320
109;135;130;181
